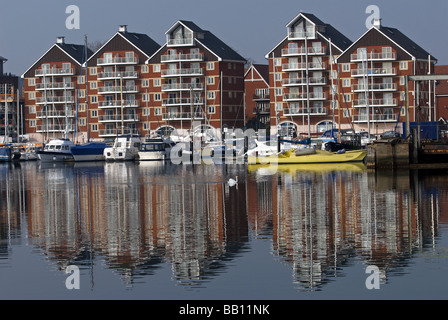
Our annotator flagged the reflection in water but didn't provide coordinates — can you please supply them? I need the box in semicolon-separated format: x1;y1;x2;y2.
0;161;447;294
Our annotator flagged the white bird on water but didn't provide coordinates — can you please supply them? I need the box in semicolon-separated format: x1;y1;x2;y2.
227;176;238;187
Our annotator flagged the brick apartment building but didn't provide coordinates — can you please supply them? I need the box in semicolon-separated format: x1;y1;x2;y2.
244;63;270;130
336;18;437;137
265;12;353;138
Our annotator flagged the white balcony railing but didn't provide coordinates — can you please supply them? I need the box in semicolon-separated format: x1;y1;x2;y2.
98;100;140;108
162;83;204;91
351;68;397;77
97;85;139;94
35;68;74;77
162;112;205;120
353;98;398;107
97;71;139;80
282;62;327;71
36;82;75;90
352;83;397;92
353;113;398;122
161;53;204;62
281;47;326;56
162;98;204;106
283;107;327;116
288;31;316;39
36;111;76;118
36;96;75;104
161;68;204;77
284;92;328;101
167;37;194;46
98;114;140;122
97;56;139;65
350;52;397;62
36;125;75;132
283;77;327;86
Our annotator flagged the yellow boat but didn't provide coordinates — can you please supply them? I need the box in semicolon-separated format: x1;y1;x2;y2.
247;148;367;165
248;161;366;175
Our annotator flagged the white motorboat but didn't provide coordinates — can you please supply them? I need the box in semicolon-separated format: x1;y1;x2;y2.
37;139;75;162
103;135;141;161
138;137;175;161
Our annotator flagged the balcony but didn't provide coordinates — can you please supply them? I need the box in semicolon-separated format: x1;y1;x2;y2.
253;93;270;101
281;47;326;56
36;111;76;118
283;106;327;116
351;68;397;77
97;85;139;94
98;100;140;109
36;82;75;91
161;53;204;62
288;31;316;40
99;128;138;137
36;124;75;133
36;96;75;105
98;114;140;122
352;83;397;92
167;37;194;47
162;83;204;91
353;98;398;108
162;112;205;120
254;105;270;114
35;68;74;77
97;56;139;66
350;52;396;62
283;77;327;86
162;98;204;106
284;92;328;101
161;68;204;77
97;71;139;80
353;113;398;123
282;62;327;71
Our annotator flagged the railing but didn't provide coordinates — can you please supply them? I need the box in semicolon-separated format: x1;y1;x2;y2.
282;62;327;71
351;68;397;77
97;56;139;65
97;71;139;80
98;114;140;122
36;96;75;104
350;52;396;62
162;83;204;91
162;98;204;106
283;77;327;86
353;98;398;107
36;125;74;132
353;113;398;122
254;105;270;114
284;92;328;100
98;100;140;108
288;31;315;39
161;68;204;77
98;128;138;137
35;68;74;77
36;82;75;90
167;37;194;46
97;85;139;94
161;53;204;62
282;47;326;56
352;83;397;91
253;93;270;100
162;112;205;120
36;111;76;118
283;107;327;116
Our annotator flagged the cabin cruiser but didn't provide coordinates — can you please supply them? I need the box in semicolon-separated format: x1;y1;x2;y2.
71;141;107;162
138;136;175;161
103;135;141;161
37;139;75;162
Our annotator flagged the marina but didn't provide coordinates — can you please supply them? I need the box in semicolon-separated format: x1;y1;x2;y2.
0;160;448;299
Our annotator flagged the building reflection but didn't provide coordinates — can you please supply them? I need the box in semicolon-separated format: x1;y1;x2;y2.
0;161;447;291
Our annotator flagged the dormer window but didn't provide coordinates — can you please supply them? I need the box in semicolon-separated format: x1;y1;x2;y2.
289;18;315;39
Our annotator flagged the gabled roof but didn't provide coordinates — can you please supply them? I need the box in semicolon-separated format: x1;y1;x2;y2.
337;23;437;63
245;64;269;85
21;40;92;78
265;12;352;58
163;20;246;62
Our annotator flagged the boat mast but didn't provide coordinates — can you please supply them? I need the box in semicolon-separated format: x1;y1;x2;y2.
305;35;311;139
85;35;90;142
329;38;335;134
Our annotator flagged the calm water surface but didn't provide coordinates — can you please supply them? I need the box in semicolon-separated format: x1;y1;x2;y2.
0;160;447;300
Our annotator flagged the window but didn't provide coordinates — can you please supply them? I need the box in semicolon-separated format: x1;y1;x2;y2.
274;73;281;82
143;108;149;116
343;93;351;102
78;118;86;126
207;77;215;85
207;62;214;70
153;64;160;72
142;79;149;87
90;68;97;75
78;104;86;112
142;65;149;73
78;76;85;84
90;96;97;103
90;82;97;89
274;58;281;67
153;79;161;87
28;78;35;86
208;106;215;114
208;91;215;100
142;93;150;102
79;90;85;98
91;124;98;132
400;76;406;86
154;93;161;101
342;64;350;72
154;108;161;115
29;120;36;127
29;106;36;114
91;110;98;117
343;109;351;117
275;88;282;96
400;61;408;70
28;92;35;100
342;78;351;87
275;103;282;111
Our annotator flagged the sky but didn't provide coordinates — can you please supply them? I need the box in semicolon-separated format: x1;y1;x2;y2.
1;0;447;76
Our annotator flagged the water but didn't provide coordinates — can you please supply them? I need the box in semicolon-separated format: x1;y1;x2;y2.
0;160;448;301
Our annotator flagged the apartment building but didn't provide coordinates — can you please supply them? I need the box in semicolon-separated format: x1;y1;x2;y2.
435;65;448;122
85;25;161;140
147;20;247;140
336;19;437;136
265;12;352;138
244;64;270;130
22;37;92;142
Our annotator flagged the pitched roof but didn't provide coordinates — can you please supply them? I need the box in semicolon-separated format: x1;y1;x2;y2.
252;64;269;83
378;25;436;61
119;31;161;57
57;43;93;64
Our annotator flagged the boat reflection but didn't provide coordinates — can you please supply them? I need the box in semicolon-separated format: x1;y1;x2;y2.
0;161;447;292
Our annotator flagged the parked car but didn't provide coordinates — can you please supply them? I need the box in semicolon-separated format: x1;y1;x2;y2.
380;131;401;139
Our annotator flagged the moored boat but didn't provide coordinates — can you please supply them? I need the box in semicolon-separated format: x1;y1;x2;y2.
37;139;75;162
104;135;141;161
71;141;108;162
138;137;175;161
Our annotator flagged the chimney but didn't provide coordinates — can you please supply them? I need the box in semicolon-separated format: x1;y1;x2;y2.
119;25;128;33
373;18;382;28
57;36;65;44
0;56;7;76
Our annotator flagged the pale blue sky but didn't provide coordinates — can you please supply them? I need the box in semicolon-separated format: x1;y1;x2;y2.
1;0;447;75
